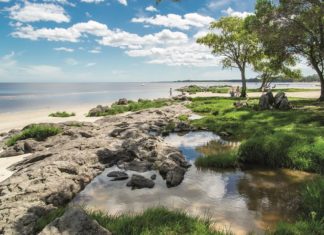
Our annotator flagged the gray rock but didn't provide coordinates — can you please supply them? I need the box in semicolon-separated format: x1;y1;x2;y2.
165;166;186;188
126;174;155;189
107;171;128;181
88;105;108;117
39;207;111;235
150;174;157;180
117;98;128;105
123;160;153;172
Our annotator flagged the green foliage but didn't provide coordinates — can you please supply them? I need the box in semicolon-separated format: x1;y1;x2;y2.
197;16;262;97
89;99;172;117
35;207;66;233
177;85;231;94
188;97;324;174
272;219;324;235
178;114;189;121
6;124;62;146
49;111;75;118
88;207;232;235
195;149;238;169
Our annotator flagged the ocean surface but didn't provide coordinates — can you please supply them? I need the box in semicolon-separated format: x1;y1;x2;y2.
0;82;319;113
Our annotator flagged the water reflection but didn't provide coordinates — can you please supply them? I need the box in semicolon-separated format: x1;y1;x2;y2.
73;131;314;235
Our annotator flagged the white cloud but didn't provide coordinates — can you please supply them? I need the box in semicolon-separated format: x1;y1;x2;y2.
131;13;214;30
7;2;70;23
222;7;253;18
145;5;157;12
117;0;127;6
207;0;231;10
54;47;74;52
80;0;104;3
0;52;17;76
65;58;78;65
89;47;101;53
86;62;96;67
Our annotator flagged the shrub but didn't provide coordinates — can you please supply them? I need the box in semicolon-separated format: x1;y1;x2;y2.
49;111;75;118
6;124;61;146
88;207;232;235
178;114;189;121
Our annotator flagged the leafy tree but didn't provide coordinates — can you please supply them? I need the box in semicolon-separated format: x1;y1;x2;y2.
197;17;261;97
251;0;324;100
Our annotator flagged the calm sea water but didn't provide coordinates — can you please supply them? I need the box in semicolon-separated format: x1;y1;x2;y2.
0;82;319;113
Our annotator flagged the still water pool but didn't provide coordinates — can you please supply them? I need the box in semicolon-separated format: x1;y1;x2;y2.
73;131;314;234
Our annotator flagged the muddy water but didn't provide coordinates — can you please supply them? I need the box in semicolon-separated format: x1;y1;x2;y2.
73;131;314;235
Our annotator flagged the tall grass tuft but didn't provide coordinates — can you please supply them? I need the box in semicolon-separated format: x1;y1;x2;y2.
49;111;75;118
6;124;62;146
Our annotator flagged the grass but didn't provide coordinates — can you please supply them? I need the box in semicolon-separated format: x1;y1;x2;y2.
177;85;231;94
6;124;62;146
34;207;66;233
195;149;238;169
270;177;324;235
178;114;189;121
88;207;232;235
49;111;75;118
88;99;173;117
187;97;324;174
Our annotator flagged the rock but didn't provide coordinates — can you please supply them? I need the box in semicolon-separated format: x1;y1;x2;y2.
173;95;189;101
278;97;291;110
39;207;111;235
79;131;93;138
117;98;128;105
123;160;153;172
126;174;155;189
88;105;108;117
259;94;271;110
274;91;285;107
168;152;191;168
107;171;128;181
174;122;191;132
165;166;186;188
150;174;157;180
0;148;24;158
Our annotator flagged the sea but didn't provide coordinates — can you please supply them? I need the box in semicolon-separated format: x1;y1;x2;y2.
0;82;319;113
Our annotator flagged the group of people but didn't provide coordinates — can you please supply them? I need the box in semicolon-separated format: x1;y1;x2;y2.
229;86;241;97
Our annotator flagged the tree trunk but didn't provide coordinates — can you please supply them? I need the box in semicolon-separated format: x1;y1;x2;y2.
240;68;247;98
319;73;324;101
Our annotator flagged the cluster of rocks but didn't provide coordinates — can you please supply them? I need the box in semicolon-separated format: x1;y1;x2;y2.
0;104;192;234
259;91;291;110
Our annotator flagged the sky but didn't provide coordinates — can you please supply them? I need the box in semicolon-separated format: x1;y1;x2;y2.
0;0;315;82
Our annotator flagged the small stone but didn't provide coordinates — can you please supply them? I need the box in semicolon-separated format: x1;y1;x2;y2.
126;174;155;189
150;174;157;180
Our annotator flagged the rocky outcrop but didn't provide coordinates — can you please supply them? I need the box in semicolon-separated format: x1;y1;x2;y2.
259;91;291;110
126;174;155;189
88;105;109;117
39;207;111;235
116;98;128;105
107;171;128;181
0;104;192;235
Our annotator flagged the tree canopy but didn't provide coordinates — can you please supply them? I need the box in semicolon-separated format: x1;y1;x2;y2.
197;17;261;97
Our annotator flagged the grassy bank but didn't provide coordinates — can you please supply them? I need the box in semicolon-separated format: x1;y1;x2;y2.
6;124;62;146
49;111;75;118
88;207;231;235
88;99;173;117
188;97;324;174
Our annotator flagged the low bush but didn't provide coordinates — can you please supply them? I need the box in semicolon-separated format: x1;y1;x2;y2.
49;111;75;117
6;124;61;146
178;114;189;121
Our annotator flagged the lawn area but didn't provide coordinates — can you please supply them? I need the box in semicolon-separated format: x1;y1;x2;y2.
187;97;324;174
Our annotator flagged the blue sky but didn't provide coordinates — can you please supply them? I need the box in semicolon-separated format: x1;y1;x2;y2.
0;0;314;82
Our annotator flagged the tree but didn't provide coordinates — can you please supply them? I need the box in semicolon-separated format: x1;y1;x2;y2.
197;17;261;97
253;53;301;89
251;0;324;101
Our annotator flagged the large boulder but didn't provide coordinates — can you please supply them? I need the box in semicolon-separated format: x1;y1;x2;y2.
259;91;274;110
126;174;155;189
159;159;186;187
39;207;111;235
274;91;291;110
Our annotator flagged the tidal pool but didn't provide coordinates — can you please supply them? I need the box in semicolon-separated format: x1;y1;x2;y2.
73;131;314;235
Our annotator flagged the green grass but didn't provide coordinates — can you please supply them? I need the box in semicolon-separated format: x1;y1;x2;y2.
176;85;231;94
178;114;189;121
247;88;320;93
88;99;173;117
88;207;232;235
270;177;324;235
34;207;66;233
187;97;324;174
195;149;238;169
6;124;62;146
49;111;75;118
